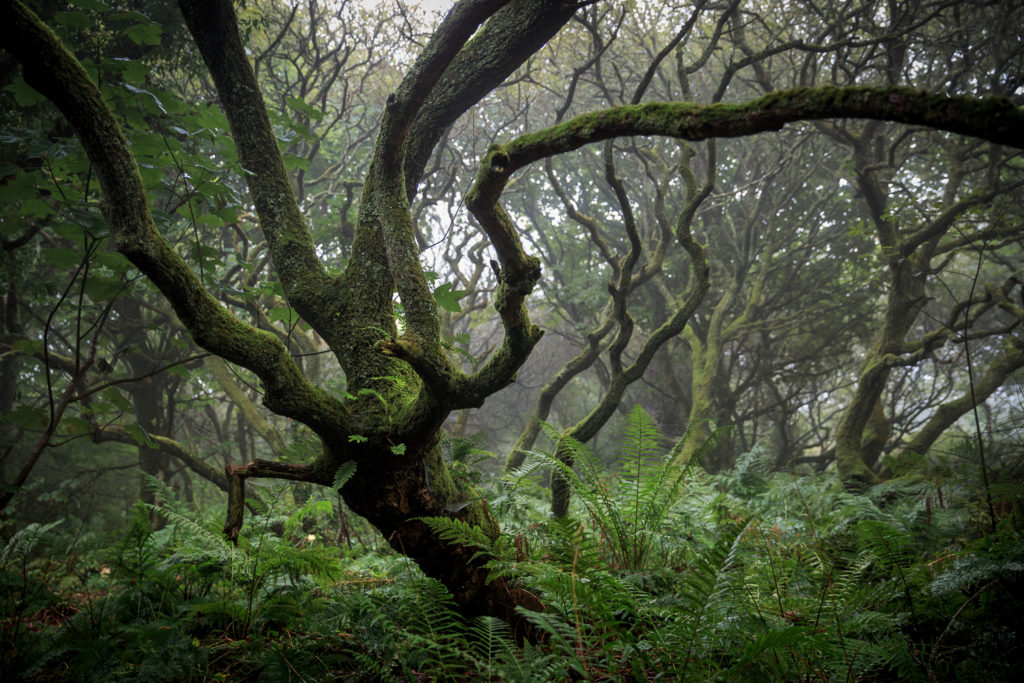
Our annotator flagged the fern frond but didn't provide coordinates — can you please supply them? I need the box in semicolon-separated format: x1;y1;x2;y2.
516;607;588;677
332;461;357;490
621;404;663;468
141;472;183;513
143;503;233;560
467;615;518;676
415;516;500;563
0;519;63;567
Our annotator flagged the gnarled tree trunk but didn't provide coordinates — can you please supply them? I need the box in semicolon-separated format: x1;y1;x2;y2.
5;0;1023;623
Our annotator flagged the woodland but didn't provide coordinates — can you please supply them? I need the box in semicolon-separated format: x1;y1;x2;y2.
1;0;1023;680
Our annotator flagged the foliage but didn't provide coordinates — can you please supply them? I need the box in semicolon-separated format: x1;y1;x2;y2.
2;424;1023;680
528;406;718;570
1;0;1022;679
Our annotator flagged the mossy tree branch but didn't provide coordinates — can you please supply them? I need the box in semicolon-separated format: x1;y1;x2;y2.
176;0;335;338
486;89;1024;177
364;1;513;400
465;86;1021;490
404;0;586;196
0;1;350;448
92;427;232;495
897;340;1024;463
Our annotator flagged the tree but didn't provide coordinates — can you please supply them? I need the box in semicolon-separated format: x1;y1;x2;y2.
2;0;1022;624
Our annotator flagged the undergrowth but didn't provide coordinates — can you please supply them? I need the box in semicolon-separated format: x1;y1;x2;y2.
1;415;1021;681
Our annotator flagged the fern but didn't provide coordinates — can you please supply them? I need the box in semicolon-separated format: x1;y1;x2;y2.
517;607;590;678
534;408;712;570
332;460;357;490
145;504;233;558
415;515;510;569
0;519;63;568
677;519;752;677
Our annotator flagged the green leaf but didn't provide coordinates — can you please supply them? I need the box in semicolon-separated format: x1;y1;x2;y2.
217;206;239;224
347;434;367;443
20;198;52;218
130;132;172;156
123;84;167;115
101;387;133;413
53;10;92;28
283;154;310;171
126;422;155;447
93;250;131;274
167;363;190;378
72;0;109;11
137;163;163;189
390;444;406;456
124;21;163;46
268;306;297;325
116;58;150;84
6;77;44;107
197;213;225;228
42;247;82;269
84;275;123;302
62;416;93;436
432;282;469;313
12;338;43;355
285;95;325;121
4;405;48;430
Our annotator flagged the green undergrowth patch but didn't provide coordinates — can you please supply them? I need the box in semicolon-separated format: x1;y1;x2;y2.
2;424;1022;681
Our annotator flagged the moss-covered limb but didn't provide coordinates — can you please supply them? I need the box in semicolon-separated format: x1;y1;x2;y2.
505;151;689;472
888;287;1001;363
603;142;643;376
858;399;892;472
900;188;1005;257
465;148;543;286
833;139;1003;483
504;314;616;472
335;177;449;438
937;220;1024;256
545;159;619;268
835;346;892;486
989;281;1024;321
92;427;231;495
638;146;688;279
175;1;335;335
404;0;581;196
489;137;713;473
366;2;513;348
567;232;711;447
223;459;327;541
0;1;349;444
551;209;710;507
898;340;1024;461
460;192;544;404
850;134;898;246
206;357;287;455
369;159;446;351
545;228;712;487
487;87;1024;176
377;0;510;173
333;189;405;383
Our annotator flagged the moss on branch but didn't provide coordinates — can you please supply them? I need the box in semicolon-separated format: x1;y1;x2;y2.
177;0;335;336
1;0;349;445
500;87;1023;172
